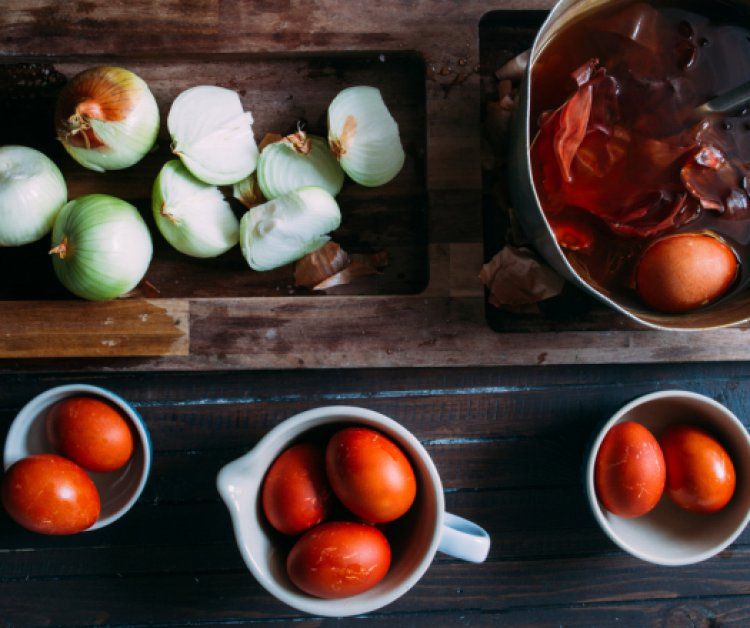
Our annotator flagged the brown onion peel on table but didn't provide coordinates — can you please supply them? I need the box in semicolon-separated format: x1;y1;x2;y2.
294;242;388;291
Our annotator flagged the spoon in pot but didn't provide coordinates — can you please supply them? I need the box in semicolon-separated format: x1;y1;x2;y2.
694;79;750;118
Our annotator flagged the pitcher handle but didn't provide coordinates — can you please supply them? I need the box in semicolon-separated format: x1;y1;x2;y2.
437;512;491;563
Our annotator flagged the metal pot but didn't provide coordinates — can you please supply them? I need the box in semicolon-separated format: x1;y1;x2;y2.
508;0;750;331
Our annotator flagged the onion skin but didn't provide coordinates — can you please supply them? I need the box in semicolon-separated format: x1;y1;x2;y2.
50;194;153;301
55;66;159;172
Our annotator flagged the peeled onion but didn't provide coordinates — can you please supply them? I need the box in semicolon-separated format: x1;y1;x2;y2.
0;145;67;246
327;86;405;187
168;85;258;185
240;186;341;271
257;132;344;199
152;160;239;258
50;194;153;300
55;66;159;172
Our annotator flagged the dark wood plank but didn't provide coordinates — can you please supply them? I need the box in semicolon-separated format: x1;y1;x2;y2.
0;363;749;626
3;550;750;625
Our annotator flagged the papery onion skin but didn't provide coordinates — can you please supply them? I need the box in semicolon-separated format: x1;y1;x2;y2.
152;160;239;258
0;146;67;246
50;194;153;301
257;133;344;199
328;86;405;187
233;172;265;209
55;66;159;172
240;186;341;271
168;85;258;185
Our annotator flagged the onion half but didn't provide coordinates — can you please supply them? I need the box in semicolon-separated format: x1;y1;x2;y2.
152;160;239;258
55;66;159;172
0;146;67;246
240;186;341;271
257;132;344;199
327;86;405;187
168;86;258;185
50;194;153;300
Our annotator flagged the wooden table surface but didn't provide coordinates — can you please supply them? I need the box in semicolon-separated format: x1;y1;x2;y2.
3;1;750;626
2;363;750;626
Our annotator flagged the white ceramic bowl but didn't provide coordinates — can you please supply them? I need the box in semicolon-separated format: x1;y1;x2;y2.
217;405;491;617
3;384;152;531
586;390;750;566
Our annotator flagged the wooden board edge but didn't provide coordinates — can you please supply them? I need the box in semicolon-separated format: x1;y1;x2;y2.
0;299;189;359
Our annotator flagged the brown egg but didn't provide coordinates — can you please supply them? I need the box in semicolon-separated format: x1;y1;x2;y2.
636;233;738;313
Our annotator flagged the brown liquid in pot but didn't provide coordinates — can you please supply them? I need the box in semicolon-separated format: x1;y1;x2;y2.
531;0;750;302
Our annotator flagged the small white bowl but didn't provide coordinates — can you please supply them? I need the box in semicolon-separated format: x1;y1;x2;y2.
586;390;750;566
3;384;152;531
217;405;490;617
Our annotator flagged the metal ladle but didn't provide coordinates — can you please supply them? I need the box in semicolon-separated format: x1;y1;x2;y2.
695;79;750;117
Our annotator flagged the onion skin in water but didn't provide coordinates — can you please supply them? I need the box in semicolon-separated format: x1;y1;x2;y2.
55;66;159;172
635;233;738;313
50;194;153;301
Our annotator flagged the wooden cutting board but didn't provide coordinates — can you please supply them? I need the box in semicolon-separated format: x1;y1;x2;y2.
2;0;749;371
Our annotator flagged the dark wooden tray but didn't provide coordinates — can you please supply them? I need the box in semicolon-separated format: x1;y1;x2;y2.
2;0;750;371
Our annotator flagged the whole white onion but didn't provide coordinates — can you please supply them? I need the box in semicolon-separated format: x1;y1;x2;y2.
0;145;67;247
55;66;159;172
50;194;153;301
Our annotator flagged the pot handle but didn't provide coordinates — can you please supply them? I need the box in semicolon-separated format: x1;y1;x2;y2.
437;512;491;563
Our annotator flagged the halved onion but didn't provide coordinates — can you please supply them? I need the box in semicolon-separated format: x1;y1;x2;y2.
55;66;159;172
240;186;341;271
168;85;258;185
327;86;405;187
0;145;67;246
152;160;239;258
50;194;153;301
257;131;344;199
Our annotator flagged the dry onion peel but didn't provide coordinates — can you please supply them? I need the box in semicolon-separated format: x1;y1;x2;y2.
152;160;239;258
233;172;265;209
240;186;341;271
328;86;405;187
55;66;159;172
313;251;388;291
50;194;153;301
257;131;344;199
294;241;350;288
168;85;258;185
0;145;67;247
294;242;387;290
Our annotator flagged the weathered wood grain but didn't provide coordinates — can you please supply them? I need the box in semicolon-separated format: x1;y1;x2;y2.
3;2;749;367
1;364;750;624
0;299;188;357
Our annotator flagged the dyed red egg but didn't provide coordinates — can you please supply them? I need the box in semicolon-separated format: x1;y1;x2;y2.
595;421;666;518
2;454;100;535
636;233;737;313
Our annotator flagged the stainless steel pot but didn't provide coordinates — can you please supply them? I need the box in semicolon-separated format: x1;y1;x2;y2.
508;0;750;331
